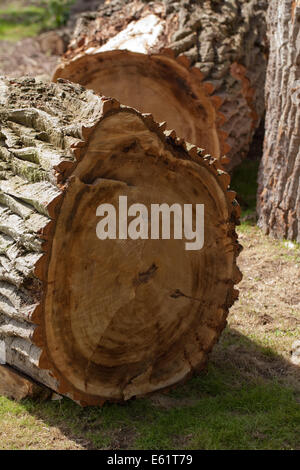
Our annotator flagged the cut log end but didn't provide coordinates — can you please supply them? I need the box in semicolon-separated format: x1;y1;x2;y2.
0;77;241;405
43;110;240;404
53;50;221;159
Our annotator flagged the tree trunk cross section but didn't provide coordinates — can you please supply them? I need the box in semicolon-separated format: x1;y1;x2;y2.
0;77;241;405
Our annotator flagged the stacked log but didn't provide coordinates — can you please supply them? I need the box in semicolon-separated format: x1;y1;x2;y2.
53;0;268;169
0;77;241;405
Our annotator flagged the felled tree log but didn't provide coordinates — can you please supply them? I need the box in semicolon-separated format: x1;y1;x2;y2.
257;0;300;241
0;77;241;406
53;0;268;169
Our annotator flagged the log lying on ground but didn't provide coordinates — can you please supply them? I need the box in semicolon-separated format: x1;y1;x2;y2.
53;0;268;169
257;0;300;241
0;77;241;405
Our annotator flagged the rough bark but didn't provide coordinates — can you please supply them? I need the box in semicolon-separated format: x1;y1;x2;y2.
0;77;241;405
53;0;268;169
257;0;300;241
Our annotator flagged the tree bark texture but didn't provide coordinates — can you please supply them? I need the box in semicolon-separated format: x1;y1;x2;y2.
257;0;300;241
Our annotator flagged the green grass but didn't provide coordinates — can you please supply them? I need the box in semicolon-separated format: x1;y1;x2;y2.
0;4;46;40
0;20;42;41
0;1;74;41
1;350;299;450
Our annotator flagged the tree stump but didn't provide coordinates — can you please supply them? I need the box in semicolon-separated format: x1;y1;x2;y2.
257;0;300;241
0;77;241;405
53;0;268;169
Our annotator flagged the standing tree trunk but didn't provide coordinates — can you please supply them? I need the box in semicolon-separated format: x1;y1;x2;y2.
0;77;241;406
257;0;300;241
53;0;268;170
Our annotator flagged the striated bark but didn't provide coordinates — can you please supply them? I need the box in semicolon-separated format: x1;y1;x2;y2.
257;0;300;241
0;77;241;405
53;0;268;169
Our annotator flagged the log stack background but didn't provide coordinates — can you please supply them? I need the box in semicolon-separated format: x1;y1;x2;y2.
53;0;268;170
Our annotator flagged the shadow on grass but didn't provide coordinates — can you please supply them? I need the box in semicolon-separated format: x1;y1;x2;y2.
15;327;300;450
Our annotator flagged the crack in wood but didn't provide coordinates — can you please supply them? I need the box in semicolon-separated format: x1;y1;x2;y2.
170;288;203;302
136;263;158;285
